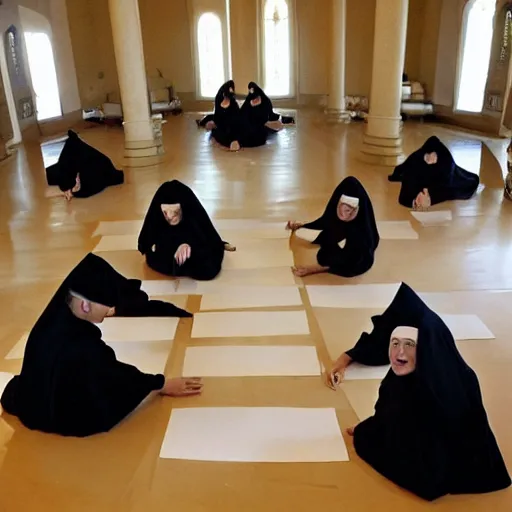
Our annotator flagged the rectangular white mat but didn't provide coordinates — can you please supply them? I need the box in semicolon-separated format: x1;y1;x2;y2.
222;240;293;270
440;314;495;340
99;317;179;342
307;283;401;309
200;285;302;310
376;221;419;240
93;234;138;252
93;219;288;239
5;333;29;360
182;346;320;377
411;210;453;226
142;269;297;297
106;341;171;375
141;280;179;296
159;407;348;462
295;221;418;242
93;236;294;269
191;310;310;338
343;363;390;381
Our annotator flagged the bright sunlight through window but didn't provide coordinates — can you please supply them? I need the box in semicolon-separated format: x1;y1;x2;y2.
456;0;496;112
24;32;61;121
263;0;291;97
197;12;225;98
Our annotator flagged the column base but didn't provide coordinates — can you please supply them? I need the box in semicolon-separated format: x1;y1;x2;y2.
325;108;351;124
123;138;165;168
360;133;405;166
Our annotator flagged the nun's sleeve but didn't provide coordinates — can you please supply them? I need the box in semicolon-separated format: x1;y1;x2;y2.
81;341;165;433
302;217;325;230
345;315;391;366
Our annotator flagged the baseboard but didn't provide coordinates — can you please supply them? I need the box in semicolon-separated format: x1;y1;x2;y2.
177;91;327;112
433;105;503;136
38;110;85;138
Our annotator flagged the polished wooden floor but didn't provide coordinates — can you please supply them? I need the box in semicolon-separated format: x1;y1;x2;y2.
0;112;511;511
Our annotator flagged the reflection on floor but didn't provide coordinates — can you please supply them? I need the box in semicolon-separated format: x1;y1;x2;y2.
0;113;511;511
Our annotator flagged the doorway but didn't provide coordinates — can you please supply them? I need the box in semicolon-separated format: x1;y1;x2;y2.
456;0;497;112
24;31;61;121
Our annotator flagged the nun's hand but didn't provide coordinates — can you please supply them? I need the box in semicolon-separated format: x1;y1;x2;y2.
326;368;346;390
175;244;191;265
160;377;203;397
286;220;304;231
63;190;73;201
346;426;357;437
413;189;431;211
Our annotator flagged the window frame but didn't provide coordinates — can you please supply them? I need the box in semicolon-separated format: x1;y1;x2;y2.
190;2;232;101
258;0;296;100
454;0;497;114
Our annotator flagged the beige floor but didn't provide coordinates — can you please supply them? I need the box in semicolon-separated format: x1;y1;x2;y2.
0;112;511;511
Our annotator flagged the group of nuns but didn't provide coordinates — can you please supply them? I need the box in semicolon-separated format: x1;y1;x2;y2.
12;126;509;501
197;80;295;151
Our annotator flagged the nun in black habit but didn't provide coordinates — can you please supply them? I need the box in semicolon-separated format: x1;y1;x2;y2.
240;82;295;132
389;136;479;210
326;282;420;384
45;130;124;200
210;82;268;151
0;253;202;437
328;283;511;501
287;176;379;278
86;253;192;318
196;80;235;130
138;180;231;280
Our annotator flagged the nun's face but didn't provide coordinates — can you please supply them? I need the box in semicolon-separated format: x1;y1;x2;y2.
161;203;182;226
337;202;358;222
424;152;438;165
389;337;417;376
221;97;231;108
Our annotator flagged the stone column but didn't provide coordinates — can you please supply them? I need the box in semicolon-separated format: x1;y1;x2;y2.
361;0;409;165
108;0;163;167
326;0;350;123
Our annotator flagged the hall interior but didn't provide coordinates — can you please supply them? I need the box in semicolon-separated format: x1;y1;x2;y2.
0;1;511;511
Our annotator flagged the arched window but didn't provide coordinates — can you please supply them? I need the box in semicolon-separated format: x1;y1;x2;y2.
263;0;291;97
24;32;61;120
456;0;497;112
197;12;225;98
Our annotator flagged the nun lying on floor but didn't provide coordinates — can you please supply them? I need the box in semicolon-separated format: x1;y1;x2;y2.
138;180;235;281
326;282;511;502
45;130;124;201
389;135;479;211
1;254;201;437
286;176;379;278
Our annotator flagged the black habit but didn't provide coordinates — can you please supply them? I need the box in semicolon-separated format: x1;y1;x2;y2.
240;82;295;130
0;253;175;437
348;283;511;501
389;136;479;208
210;81;268;149
45;130;124;198
138;180;225;280
301;176;379;277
